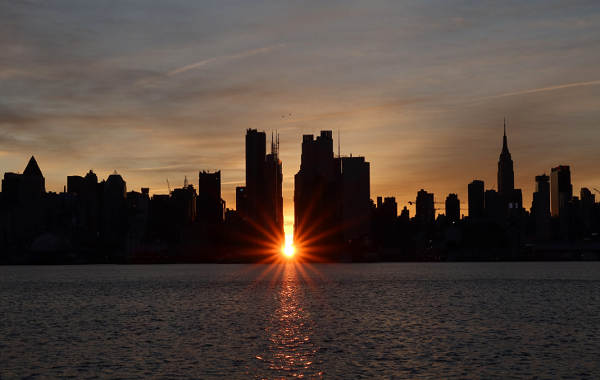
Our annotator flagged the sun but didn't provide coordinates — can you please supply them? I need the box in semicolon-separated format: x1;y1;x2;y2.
283;236;295;257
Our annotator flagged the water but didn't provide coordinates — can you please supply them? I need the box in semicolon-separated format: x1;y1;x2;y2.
1;262;599;379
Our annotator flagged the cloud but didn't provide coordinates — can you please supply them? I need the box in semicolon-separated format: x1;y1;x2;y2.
137;44;286;85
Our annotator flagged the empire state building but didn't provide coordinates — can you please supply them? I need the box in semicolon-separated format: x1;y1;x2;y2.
497;119;514;198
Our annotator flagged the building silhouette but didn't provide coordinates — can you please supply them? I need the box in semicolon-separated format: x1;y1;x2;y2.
531;174;551;240
341;156;370;239
497;120;515;203
294;131;341;252
1;156;48;246
102;171;127;246
579;188;596;238
246;129;266;227
264;134;284;241
551;165;572;239
197;171;222;228
468;180;485;219
445;193;460;223
67;170;100;245
245;129;284;248
235;186;247;218
294;131;371;255
551;165;572;218
415;189;434;223
484;189;503;221
3;156;45;198
371;196;397;248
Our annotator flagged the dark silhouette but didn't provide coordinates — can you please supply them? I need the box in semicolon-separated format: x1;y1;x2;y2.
1;122;600;264
293;131;371;261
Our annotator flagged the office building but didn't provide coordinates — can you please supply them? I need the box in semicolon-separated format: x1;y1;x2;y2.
468;180;485;219
445;193;460;223
245;129;284;246
415;189;435;223
531;174;551;240
198;170;222;227
550;165;572;218
341;156;371;238
498;120;515;210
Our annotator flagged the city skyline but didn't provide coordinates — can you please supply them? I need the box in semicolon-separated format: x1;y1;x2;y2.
1;1;600;237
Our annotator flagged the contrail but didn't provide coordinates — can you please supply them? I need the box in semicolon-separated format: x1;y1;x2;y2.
484;79;600;99
167;44;285;77
137;44;285;85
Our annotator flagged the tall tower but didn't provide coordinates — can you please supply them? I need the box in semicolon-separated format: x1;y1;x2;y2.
340;156;370;238
467;180;485;219
497;119;515;199
445;193;461;223
532;174;551;240
264;132;284;242
245;129;284;248
294;131;341;252
245;129;266;224
198;170;222;227
550;165;572;218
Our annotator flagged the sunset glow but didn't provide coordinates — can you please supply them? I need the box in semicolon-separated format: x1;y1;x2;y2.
283;236;295;257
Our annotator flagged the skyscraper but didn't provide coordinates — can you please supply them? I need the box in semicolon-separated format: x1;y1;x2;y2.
498;120;515;202
341;156;370;238
468;180;485;219
2;156;46;200
294;131;370;254
445;193;460;223
415;189;435;223
264;134;284;241
531;174;551;240
294;131;340;250
550;165;572;218
244;129;284;248
198;170;222;227
245;129;266;225
235;186;247;217
551;165;572;239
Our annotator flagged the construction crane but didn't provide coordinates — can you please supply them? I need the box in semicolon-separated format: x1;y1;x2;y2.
166;178;171;193
593;188;600;196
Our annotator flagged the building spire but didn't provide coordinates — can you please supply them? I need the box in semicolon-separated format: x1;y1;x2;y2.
502;118;509;154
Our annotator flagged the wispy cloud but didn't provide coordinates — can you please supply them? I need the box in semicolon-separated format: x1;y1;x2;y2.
482;80;600;99
137;44;286;85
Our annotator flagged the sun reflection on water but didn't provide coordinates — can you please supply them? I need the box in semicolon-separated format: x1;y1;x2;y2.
254;263;323;379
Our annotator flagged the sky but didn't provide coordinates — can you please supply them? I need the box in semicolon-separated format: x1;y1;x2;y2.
1;0;600;237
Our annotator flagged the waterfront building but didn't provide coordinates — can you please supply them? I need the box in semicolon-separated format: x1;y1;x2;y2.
245;129;284;247
531;174;551;240
198;170;222;228
468;180;485;219
445;193;460;223
497;120;515;203
415;189;435;223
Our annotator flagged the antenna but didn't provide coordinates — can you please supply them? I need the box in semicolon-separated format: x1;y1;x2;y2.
184;175;188;187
